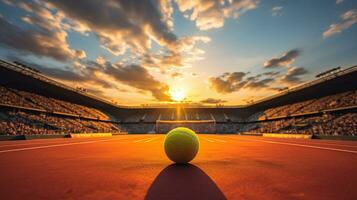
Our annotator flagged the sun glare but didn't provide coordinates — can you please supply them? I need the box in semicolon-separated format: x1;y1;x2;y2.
169;88;186;102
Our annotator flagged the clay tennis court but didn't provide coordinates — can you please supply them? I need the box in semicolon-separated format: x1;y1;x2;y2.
0;135;357;200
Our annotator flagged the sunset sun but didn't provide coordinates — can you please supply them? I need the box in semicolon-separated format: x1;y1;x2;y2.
169;88;186;102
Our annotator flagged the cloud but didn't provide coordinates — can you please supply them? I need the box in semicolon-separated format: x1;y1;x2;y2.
323;9;357;38
264;49;300;68
271;86;289;91
42;0;209;71
43;0;178;56
103;64;171;101
244;77;274;89
200;98;227;104
280;67;308;84
77;59;172;101
263;71;280;76
0;14;85;61
208;71;277;94
171;72;183;79
2;1;216;101
141;36;210;70
336;0;344;4
271;6;283;16
208;72;247;93
175;0;259;30
6;55;111;87
9;55;171;101
2;0;211;73
141;51;183;71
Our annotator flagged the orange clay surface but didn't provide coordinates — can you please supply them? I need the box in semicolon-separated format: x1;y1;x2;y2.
0;134;357;200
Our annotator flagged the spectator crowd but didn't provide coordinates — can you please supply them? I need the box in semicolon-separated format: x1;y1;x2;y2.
1;85;356;136
0;86;120;135
258;91;357;119
245;90;357;136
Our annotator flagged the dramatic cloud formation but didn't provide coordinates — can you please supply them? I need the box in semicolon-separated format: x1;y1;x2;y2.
101;63;171;101
208;71;277;94
0;0;213;102
44;0;177;55
280;67;308;84
264;49;300;68
208;47;308;94
323;9;357;38
244;76;274;89
208;72;246;93
176;0;259;30
208;66;308;94
141;36;211;70
0;1;337;105
11;56;171;101
271;6;283;16
200;98;227;104
43;0;208;70
3;0;210;70
0;9;85;61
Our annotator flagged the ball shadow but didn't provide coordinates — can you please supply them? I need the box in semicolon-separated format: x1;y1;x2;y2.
144;164;227;200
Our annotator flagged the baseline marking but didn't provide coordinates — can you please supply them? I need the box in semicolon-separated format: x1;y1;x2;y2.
204;138;215;143
238;138;357;154
272;141;357;148
0;135;148;148
144;138;158;143
134;137;153;143
0;140;73;148
0;138;120;154
208;138;227;143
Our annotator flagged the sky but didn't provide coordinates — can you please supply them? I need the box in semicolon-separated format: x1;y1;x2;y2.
0;0;356;106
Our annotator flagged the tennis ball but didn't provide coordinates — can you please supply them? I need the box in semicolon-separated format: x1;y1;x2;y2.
164;127;199;164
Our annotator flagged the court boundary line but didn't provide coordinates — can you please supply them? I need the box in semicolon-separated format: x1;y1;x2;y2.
0;137;138;154
203;138;215;143
261;140;357;148
134;137;154;143
225;136;357;154
143;137;159;143
207;138;227;143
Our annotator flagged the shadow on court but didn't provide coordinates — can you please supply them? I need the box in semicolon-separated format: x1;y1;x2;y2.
145;164;227;200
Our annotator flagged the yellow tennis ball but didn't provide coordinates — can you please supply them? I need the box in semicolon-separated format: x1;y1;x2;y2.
164;127;199;164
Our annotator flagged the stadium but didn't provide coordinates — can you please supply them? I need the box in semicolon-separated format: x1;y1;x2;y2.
1;59;356;137
1;1;357;200
1;59;357;199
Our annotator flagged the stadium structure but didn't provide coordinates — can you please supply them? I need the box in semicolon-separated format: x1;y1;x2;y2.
0;59;356;137
1;59;357;200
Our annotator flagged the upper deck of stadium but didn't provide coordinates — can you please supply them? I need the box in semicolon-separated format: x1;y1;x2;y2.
0;59;356;118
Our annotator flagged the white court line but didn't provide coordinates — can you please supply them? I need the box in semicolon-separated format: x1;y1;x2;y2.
273;140;357;148
204;138;215;143
0;136;147;148
0;138;108;148
207;138;227;143
0;138;120;154
0;140;73;148
233;137;357;154
134;137;153;143
143;137;158;143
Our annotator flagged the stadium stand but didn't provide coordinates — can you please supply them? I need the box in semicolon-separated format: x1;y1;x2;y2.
1;86;110;119
0;85;122;135
241;91;357;136
0;58;356;137
0;110;120;135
